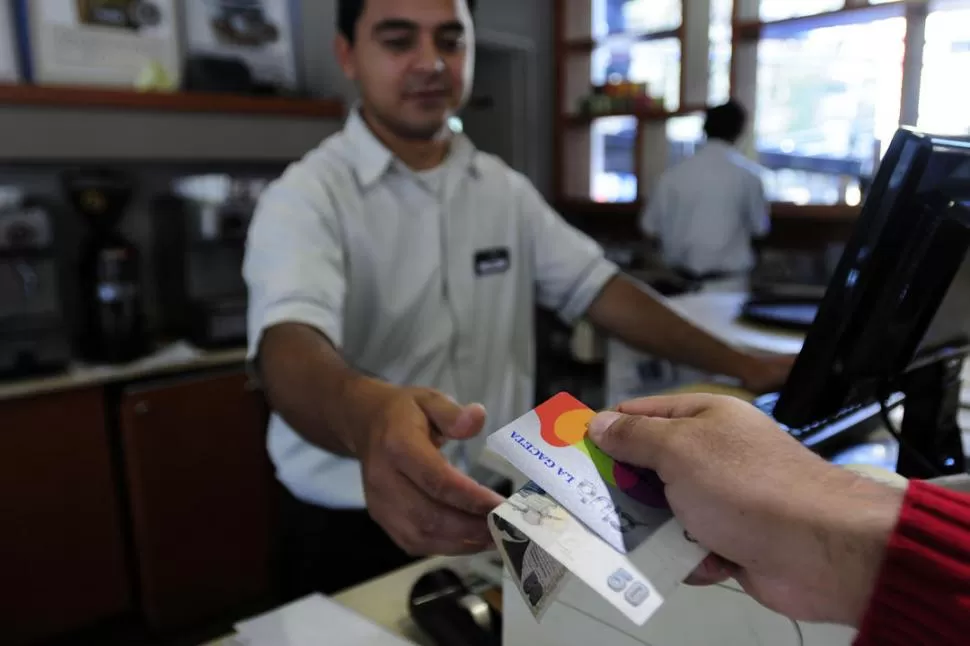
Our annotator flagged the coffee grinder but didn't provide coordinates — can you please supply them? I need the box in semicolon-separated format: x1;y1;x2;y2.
64;169;149;364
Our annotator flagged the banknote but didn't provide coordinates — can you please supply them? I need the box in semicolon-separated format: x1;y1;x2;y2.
489;481;704;626
487;483;570;621
486;394;709;626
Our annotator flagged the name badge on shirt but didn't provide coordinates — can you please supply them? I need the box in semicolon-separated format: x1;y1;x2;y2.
474;247;511;277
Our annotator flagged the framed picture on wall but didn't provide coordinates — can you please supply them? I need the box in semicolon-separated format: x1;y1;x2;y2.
23;0;182;88
182;0;299;94
0;1;21;82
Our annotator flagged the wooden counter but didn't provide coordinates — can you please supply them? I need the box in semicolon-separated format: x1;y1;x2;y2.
0;342;247;403
555;199;859;249
0;343;273;645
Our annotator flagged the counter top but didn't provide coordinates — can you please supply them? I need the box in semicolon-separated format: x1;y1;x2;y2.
0;341;248;402
606;291;803;408
204;556;472;646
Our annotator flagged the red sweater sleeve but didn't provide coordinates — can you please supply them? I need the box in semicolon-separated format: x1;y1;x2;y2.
855;480;970;646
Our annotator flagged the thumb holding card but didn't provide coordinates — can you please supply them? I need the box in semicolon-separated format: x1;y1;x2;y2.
587;393;903;626
587;410;676;475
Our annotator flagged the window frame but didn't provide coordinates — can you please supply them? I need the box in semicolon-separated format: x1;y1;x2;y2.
553;0;942;215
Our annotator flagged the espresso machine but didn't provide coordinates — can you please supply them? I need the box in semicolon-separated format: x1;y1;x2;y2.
65;169;150;364
0;188;71;378
152;175;262;348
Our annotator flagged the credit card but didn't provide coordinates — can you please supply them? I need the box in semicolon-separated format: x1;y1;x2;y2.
486;394;709;625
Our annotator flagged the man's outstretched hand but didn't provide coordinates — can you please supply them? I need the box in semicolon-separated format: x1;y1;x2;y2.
349;379;504;556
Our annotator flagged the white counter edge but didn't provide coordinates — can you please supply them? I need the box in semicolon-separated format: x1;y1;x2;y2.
0;344;248;402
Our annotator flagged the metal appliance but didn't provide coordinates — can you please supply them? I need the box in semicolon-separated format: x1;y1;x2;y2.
66;169;150;364
0;188;71;378
152;175;263;348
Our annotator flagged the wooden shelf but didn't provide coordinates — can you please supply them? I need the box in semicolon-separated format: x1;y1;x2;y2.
0;84;346;162
556;198;642;217
564;104;708;126
554;199;859;246
734;1;908;40
564;28;682;52
556;199;643;240
0;84;345;119
770;203;861;221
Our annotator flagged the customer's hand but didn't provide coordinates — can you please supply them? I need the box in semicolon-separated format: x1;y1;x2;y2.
739;353;796;394
349;379;504;557
588;394;903;627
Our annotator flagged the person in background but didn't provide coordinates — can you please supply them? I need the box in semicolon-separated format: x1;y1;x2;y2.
588;394;970;645
641;100;769;288
243;0;793;596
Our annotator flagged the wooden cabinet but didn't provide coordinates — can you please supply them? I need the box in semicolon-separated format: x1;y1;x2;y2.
120;370;274;630
0;387;130;645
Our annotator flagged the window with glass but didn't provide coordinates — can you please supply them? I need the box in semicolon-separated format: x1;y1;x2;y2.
709;0;733;105
592;39;682;111
755;17;906;204
917;5;970;136
666;114;705;169
591;117;638;203
592;0;681;37
758;0;844;22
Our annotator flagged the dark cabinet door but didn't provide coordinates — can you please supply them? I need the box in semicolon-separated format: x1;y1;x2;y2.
0;387;130;645
120;370;274;630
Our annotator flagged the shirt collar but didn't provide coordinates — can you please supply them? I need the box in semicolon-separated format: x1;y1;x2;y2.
704;139;735;154
342;106;480;189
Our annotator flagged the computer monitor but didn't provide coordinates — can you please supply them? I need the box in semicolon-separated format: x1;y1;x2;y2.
770;127;970;479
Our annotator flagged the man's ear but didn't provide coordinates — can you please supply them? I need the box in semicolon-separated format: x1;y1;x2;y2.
334;34;356;80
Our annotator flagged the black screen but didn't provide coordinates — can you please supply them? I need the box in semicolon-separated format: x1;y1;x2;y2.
773;128;970;427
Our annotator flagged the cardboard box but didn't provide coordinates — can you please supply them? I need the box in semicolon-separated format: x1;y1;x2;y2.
22;0;181;88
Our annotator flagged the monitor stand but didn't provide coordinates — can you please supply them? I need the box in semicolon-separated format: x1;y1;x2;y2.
897;353;968;479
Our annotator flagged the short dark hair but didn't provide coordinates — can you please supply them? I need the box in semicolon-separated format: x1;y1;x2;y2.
338;0;477;43
704;100;747;143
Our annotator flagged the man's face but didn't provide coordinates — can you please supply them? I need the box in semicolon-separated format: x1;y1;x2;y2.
337;0;474;141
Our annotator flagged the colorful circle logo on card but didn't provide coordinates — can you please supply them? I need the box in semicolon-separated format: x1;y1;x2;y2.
537;393;669;509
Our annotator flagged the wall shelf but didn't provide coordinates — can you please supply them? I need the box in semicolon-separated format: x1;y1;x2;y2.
564;104;709;126
734;1;908;40
564;28;682;52
0;84;345;119
770;203;861;221
556;198;642;217
553;198;856;249
557;198;860;221
0;84;347;163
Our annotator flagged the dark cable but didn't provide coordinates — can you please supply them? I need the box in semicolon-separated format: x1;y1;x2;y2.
877;385;942;478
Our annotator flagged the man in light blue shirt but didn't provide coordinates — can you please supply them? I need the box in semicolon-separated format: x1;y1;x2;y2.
642;101;770;282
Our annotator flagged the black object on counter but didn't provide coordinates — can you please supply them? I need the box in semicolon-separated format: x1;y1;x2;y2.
409;569;501;646
740;295;820;332
65;169;150;364
183;55;256;95
0;194;72;379
151;177;257;349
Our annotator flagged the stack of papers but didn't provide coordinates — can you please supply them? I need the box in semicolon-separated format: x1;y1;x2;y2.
234;595;414;646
